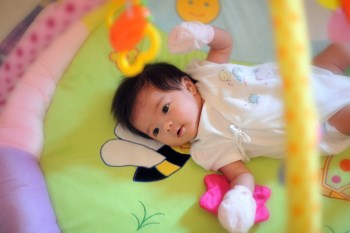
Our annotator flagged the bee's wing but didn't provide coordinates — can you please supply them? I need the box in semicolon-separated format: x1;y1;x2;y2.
115;124;163;151
101;139;165;168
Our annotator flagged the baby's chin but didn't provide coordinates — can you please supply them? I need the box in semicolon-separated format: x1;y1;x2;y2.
167;140;190;147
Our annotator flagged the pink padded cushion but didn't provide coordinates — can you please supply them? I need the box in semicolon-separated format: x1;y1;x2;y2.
0;21;89;157
0;0;105;112
0;7;90;233
0;147;60;233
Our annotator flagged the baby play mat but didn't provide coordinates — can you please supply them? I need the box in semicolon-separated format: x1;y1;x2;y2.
0;1;349;233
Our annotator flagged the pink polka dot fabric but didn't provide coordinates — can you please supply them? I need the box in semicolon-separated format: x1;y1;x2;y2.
0;0;105;113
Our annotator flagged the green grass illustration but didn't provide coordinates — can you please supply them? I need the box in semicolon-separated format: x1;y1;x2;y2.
131;201;165;231
323;225;350;233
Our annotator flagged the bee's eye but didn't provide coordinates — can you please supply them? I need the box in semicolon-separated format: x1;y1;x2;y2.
153;128;159;137
162;104;169;114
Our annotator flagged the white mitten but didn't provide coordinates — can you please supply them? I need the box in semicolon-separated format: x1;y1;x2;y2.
218;185;256;233
167;21;214;54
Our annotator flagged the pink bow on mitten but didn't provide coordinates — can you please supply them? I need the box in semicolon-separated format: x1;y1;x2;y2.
199;174;271;224
167;21;214;54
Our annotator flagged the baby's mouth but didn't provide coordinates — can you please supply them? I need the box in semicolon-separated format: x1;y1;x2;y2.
177;126;183;137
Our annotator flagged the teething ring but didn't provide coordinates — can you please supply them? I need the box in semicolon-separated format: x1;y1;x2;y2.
108;4;160;76
110;23;160;76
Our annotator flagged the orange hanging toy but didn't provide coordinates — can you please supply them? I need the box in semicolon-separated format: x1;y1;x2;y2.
341;0;350;23
108;1;161;76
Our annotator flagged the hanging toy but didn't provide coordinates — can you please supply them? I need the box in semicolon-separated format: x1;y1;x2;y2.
107;1;161;76
341;0;350;23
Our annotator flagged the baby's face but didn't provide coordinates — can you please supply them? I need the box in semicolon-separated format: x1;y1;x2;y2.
132;78;203;146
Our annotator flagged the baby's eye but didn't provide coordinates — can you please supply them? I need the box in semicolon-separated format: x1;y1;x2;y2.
153;128;159;137
162;104;169;114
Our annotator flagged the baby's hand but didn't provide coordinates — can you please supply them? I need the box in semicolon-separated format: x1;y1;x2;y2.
167;22;214;54
218;185;256;233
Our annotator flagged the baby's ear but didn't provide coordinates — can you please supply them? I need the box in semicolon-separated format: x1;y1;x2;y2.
182;77;197;94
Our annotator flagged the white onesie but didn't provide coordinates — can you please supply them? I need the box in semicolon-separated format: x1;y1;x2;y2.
186;60;350;171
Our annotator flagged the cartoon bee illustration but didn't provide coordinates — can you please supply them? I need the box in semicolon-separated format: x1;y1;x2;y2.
101;124;190;182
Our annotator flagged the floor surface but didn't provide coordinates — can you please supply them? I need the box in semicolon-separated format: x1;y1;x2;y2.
0;0;41;41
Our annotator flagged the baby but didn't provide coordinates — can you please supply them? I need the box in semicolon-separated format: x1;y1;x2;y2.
111;22;350;233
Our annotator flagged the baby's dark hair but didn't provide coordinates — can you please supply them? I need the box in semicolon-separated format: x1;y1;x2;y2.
111;62;196;139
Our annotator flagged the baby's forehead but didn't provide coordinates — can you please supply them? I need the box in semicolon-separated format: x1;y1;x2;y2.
134;85;161;107
131;85;163;129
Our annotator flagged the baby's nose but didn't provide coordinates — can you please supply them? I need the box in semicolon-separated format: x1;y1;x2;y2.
163;120;173;133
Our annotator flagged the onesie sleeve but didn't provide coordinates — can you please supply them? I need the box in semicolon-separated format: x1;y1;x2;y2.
190;138;246;171
186;59;226;81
